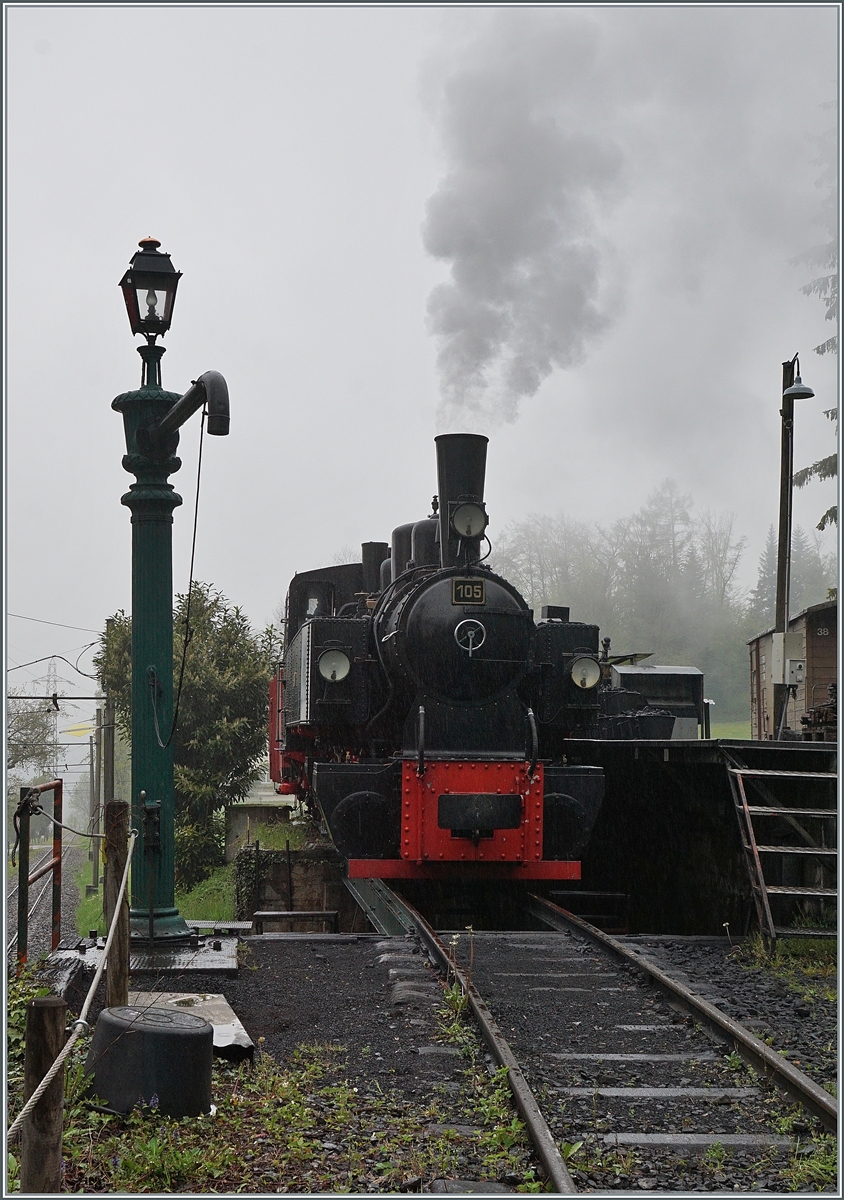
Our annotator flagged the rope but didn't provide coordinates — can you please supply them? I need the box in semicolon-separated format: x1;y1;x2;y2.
7;830;138;1142
28;806;99;841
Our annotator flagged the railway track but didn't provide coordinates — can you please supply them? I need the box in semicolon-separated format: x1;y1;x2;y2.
6;843;82;962
347;880;837;1193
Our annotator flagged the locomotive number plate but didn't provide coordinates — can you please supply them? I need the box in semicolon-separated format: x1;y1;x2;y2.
452;578;485;605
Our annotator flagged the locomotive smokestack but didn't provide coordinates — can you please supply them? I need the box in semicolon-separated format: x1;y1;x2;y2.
434;434;489;568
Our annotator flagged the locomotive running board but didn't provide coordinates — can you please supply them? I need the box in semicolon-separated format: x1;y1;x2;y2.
347;859;580;880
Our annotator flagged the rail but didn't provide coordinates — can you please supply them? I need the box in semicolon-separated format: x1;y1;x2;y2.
345;877;577;1193
525;893;838;1133
13;781;64;971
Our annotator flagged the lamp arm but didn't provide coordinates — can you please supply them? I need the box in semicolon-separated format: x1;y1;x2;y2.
155;371;230;439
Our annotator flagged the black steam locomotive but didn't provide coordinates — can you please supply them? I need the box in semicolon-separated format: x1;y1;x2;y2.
269;434;676;881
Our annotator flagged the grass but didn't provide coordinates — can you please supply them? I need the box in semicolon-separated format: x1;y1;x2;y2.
6;967;544;1194
73;861;238;933
779;1134;838;1191
709;719;751;740
736;931;837;986
71;815;320;935
175;863;235;921
237;816;317;853
74;857;107;938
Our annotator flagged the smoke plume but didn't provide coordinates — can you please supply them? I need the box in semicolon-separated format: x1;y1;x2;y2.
422;12;625;427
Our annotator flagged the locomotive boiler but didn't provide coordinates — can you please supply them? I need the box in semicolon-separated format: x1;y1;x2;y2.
270;434;647;881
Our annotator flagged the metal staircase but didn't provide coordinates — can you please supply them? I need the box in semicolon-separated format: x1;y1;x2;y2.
724;750;837;942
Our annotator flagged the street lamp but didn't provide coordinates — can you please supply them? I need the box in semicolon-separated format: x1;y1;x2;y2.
113;237;229;942
773;354;814;739
119;236;182;346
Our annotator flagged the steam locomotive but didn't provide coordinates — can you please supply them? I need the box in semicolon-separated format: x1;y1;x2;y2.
269;434;677;882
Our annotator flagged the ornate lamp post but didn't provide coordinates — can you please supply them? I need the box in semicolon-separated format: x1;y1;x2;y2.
114;237;230;940
773;354;814;740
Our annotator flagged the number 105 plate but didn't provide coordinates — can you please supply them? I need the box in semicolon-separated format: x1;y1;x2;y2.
452;579;485;605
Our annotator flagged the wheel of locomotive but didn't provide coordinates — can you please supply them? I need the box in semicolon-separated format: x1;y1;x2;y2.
328;791;401;859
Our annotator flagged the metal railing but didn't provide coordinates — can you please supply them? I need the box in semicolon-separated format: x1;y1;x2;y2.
13;781;63;971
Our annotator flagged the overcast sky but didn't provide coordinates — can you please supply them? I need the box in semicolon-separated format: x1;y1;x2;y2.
5;5;839;758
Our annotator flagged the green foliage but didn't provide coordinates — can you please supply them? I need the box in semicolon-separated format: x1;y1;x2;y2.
748;524;836;632
234;843;260;920
174;862;235;921
6;685;67;841
493;482;754;718
6;966;51;1127
173;812;226;887
6;685;63;775
737;931;837;982
49;1040;541;1194
780;1135;838;1191
791;109;838;529
94;584;277;888
74;857;107;938
239;816;314;852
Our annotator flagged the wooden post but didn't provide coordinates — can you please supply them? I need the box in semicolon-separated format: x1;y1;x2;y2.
103;801;130;1008
103;694;115;811
21;995;67;1193
94;705;102;882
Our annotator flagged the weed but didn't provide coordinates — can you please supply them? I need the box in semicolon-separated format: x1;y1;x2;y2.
737;932;836;994
6;965;51;1124
780;1134;838;1191
7;962;543;1195
239;817;316;853
704;1141;727;1170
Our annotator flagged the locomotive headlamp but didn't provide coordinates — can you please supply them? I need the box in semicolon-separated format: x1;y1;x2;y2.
119;237;182;343
451;501;488;539
570;656;601;689
318;649;351;683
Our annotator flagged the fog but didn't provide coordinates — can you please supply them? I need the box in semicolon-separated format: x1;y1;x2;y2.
5;6;838;759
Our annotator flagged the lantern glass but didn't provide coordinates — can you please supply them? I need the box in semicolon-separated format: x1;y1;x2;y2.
132;279;177;330
119;238;181;340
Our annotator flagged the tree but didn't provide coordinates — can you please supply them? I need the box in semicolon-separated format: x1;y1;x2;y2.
492;483;753;719
95;583;277;888
6;687;65;842
6;687;61;775
748;526;777;630
792;106;837;531
789;526;837;615
749;523;836;629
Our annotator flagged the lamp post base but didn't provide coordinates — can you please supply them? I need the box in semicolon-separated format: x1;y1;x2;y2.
129;908;194;942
